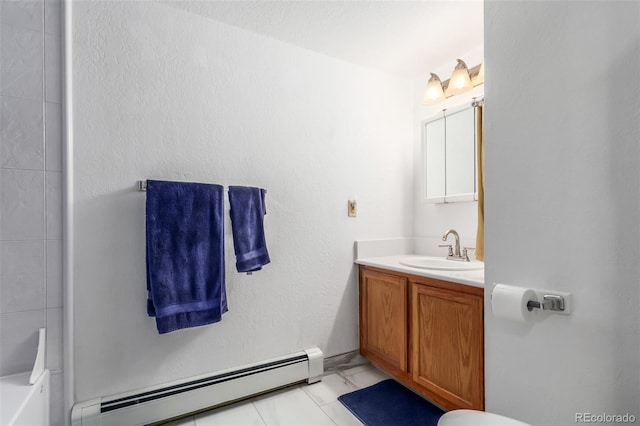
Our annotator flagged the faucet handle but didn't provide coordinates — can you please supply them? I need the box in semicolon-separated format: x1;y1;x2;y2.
438;244;454;257
462;247;476;262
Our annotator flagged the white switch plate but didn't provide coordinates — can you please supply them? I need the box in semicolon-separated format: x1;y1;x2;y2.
348;200;357;217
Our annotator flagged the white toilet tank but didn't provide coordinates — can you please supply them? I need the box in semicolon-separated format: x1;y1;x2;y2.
438;409;533;426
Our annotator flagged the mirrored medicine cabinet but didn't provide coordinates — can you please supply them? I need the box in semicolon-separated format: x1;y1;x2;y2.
423;101;482;203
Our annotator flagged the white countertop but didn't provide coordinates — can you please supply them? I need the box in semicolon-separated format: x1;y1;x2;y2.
355;255;485;288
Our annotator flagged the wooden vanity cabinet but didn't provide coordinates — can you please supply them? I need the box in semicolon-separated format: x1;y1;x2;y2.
359;269;408;373
411;282;484;410
358;265;484;411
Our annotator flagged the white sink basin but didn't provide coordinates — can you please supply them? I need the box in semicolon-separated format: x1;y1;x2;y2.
399;256;484;271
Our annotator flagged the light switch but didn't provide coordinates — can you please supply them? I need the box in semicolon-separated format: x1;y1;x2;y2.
348;200;357;217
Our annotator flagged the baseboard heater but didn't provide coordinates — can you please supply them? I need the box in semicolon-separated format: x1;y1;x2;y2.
72;347;323;426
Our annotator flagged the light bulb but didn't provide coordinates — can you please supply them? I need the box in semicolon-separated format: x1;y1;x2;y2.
423;73;445;105
447;59;472;95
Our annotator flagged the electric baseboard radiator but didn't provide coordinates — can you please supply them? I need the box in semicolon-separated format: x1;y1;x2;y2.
71;347;323;426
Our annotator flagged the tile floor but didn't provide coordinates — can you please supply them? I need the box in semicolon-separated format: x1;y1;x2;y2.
164;364;391;426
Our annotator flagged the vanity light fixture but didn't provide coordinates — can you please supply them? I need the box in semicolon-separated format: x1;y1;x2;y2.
448;59;473;95
423;73;446;105
423;59;484;105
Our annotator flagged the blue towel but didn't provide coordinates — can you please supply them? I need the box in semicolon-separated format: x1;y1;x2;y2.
228;186;270;273
146;180;227;334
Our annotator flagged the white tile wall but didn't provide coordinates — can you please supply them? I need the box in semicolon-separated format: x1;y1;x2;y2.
0;169;46;239
0;0;64;424
44;0;62;36
46;171;62;238
45;32;62;103
0;240;45;312
0;0;43;33
45;102;62;172
46;307;64;371
1;96;44;169
50;371;65;426
46;239;63;308
0;23;44;100
0;310;45;373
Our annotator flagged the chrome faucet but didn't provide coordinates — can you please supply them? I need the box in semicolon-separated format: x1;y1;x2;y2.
440;229;471;262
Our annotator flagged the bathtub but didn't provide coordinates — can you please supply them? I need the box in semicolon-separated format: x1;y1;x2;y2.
0;370;50;425
0;328;50;426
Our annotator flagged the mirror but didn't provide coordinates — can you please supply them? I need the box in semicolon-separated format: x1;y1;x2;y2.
423;103;479;203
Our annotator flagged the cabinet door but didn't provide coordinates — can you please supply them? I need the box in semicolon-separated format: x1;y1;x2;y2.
411;283;484;410
445;107;476;201
423;104;479;203
360;270;408;372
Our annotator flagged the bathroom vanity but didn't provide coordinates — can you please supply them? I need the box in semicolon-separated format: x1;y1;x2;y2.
356;257;484;411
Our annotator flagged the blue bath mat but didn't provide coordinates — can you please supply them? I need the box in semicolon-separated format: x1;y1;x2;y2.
338;379;445;426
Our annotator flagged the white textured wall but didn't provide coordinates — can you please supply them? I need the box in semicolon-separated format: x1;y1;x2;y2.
0;0;65;423
70;1;413;401
485;2;640;424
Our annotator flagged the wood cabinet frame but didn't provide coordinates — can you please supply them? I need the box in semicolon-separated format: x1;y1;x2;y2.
358;265;484;411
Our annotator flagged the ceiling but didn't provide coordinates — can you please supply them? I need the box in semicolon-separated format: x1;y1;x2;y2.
165;1;484;79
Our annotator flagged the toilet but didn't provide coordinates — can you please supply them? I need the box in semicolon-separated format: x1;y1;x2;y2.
438;409;533;426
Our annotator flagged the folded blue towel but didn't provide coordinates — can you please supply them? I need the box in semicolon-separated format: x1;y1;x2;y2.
146;180;227;334
228;186;271;273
